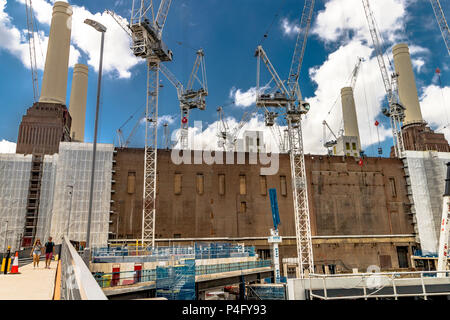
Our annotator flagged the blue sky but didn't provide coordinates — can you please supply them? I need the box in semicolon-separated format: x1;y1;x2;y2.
0;0;448;156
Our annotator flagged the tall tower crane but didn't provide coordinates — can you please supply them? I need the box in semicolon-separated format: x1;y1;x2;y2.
126;0;173;248
362;0;405;158
429;0;450;55
216;106;259;152
216;107;229;150
25;0;39;102
159;50;208;149
115;110;145;149
255;0;315;278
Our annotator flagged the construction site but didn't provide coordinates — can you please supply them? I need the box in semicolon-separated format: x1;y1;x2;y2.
1;0;450;301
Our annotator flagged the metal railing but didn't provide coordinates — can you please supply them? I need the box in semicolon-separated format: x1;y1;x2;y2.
94;260;272;289
92;244;256;260
196;260;271;275
307;270;450;300
60;236;107;300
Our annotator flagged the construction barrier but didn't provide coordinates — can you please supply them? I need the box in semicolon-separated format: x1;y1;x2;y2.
9;251;20;274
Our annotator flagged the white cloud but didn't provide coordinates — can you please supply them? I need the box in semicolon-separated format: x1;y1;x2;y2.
281;18;300;37
0;139;16;153
303;40;393;154
412;58;425;73
420;85;450;141
0;0;80;71
158;114;176;127
13;0;140;78
229;86;258;108
312;0;406;43
173;115;285;153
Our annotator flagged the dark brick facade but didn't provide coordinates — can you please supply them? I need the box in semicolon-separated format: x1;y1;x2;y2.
110;149;416;271
16;102;72;155
390;122;450;156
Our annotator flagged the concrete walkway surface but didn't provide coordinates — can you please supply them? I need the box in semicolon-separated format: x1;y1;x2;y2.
0;261;57;300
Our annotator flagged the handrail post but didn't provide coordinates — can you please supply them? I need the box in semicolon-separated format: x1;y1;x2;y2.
420;272;427;300
322;276;328;300
309;276;313;300
392;274;398;300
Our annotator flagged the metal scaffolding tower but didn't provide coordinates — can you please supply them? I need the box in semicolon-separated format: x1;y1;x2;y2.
255;0;315;278
128;0;173;248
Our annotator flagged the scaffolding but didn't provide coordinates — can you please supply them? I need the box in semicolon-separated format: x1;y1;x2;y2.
404;150;450;254
0;154;32;251
50;142;114;247
34;155;58;244
156;258;196;300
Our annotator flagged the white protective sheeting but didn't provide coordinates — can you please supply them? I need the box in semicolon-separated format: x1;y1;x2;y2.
35;155;58;243
405;150;450;255
50;142;114;248
0;154;32;251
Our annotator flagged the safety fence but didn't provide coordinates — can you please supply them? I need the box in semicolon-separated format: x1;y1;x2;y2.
196;260;271;275
92;243;255;262
93;259;272;289
307;270;450;300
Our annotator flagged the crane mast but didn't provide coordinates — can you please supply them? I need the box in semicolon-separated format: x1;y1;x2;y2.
429;0;450;55
362;0;405;158
128;0;173;249
25;0;39;102
216;107;229;150
255;0;315;278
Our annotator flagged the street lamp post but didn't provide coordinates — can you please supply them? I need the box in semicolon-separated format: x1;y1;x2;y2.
66;185;74;237
84;19;107;250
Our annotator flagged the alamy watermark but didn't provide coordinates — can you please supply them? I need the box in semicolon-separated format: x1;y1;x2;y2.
170;121;280;175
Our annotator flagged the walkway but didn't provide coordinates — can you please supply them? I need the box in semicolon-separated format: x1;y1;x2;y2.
0;261;57;300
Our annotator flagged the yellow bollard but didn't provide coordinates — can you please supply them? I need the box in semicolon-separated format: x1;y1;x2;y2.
6;258;11;273
1;258;6;272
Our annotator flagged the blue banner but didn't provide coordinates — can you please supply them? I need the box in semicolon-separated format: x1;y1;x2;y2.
269;188;281;230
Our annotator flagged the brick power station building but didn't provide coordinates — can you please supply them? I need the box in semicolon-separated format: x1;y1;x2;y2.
1;2;450;275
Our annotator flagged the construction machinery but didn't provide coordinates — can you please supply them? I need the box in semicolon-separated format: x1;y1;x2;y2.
216;107;229;150
159;49;208;149
322;120;339;154
216;105;259;152
124;0;173;249
255;0;315;278
115;110;145;149
429;0;450;56
25;0;39;102
362;0;405;158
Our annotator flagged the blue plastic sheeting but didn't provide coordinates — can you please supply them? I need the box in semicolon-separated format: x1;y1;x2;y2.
156;259;196;300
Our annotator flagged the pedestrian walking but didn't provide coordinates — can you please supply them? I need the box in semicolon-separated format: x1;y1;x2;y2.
30;239;42;268
44;237;55;269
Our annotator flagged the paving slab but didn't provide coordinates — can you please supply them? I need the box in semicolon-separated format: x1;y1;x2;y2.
0;261;57;300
